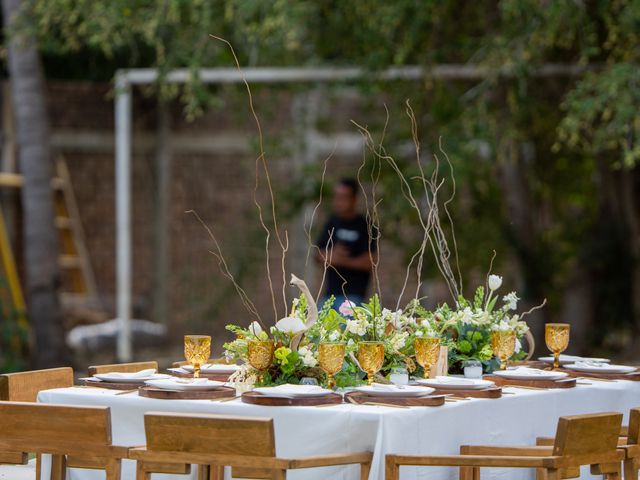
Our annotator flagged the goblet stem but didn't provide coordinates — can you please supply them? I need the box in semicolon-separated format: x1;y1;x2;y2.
327;374;335;390
500;358;507;371
193;363;201;379
367;371;375;385
553;352;560;370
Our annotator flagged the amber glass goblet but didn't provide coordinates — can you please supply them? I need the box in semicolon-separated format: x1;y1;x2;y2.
415;337;441;378
318;342;346;389
545;323;570;369
491;331;516;371
184;335;211;379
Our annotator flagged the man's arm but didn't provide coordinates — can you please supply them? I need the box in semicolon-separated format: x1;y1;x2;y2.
329;244;376;272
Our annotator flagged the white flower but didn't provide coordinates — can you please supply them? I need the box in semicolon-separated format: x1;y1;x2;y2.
328;330;341;342
298;346;318;367
415;330;424;337
248;321;263;336
515;338;522;354
503;292;519;311
460;307;474;325
275;316;307;334
488;275;503;291
346;318;367;336
389;331;409;351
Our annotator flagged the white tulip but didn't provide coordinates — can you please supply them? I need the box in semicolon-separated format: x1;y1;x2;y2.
488;275;503;291
275;316;307;334
248;321;263;336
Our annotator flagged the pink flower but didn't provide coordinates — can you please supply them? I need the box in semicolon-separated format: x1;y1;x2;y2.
339;300;356;317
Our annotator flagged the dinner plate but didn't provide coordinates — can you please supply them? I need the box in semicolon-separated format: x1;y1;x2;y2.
564;363;637;374
181;363;241;374
416;377;495;390
252;384;333;398
92;373;170;384
538;355;610;365
144;378;226;391
354;384;435;397
492;368;568;381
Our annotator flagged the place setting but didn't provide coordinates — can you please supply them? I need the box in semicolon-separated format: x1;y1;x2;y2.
141;335;236;400
79;368;171;391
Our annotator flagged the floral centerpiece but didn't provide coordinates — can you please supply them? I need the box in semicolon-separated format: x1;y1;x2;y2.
428;274;533;373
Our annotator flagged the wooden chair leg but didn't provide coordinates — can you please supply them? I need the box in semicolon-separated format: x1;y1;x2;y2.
385;457;399;480
50;454;67;480
105;458;121;480
536;468;548;480
546;469;560;480
209;465;224;480
472;466;480;480
360;460;371;480
136;461;150;480
271;470;287;480
197;464;210;480
623;459;638;480
36;453;42;480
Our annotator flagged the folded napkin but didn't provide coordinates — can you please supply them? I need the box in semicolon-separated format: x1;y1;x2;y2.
435;376;475;385
574;361;608;368
173;378;210;385
370;383;405;391
254;384;325;395
505;367;546;375
101;369;156;378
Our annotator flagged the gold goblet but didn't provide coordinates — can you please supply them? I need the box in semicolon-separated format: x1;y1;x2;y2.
492;330;516;371
415;337;441;379
357;341;385;385
318;342;346;389
545;323;570;369
247;339;275;383
184;335;211;379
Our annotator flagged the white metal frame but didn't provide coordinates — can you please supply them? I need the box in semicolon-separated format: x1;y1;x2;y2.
114;63;587;360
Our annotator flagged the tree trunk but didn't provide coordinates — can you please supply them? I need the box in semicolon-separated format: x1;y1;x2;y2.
2;0;68;367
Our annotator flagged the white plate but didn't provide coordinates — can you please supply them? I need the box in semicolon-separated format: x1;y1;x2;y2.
493;368;568;381
145;378;226;391
92;373;170;384
416;377;495;390
355;384;434;397
538;355;610;365
182;363;241;374
564;363;637;374
253;384;333;398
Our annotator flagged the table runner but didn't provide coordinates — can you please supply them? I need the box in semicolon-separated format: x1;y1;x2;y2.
38;380;640;479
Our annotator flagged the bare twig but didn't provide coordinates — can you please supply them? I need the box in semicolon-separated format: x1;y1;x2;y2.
210;35;288;321
187;210;266;331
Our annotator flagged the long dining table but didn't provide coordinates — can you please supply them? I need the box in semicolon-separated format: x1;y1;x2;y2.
38;379;640;480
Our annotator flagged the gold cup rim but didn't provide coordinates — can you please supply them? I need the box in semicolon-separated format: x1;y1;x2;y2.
247;338;275;345
545;323;570;328
358;340;384;345
320;341;346;346
184;334;211;339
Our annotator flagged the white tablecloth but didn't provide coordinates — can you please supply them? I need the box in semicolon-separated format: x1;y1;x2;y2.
38;380;640;479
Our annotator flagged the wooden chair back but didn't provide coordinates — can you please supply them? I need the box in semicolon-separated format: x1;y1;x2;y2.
145;412;275;456
145;412;276;479
88;361;158;376
0;367;73;402
552;412;623;459
0;401;112;454
627;408;640;446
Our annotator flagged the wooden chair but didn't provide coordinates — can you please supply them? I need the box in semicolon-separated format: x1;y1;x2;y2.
0;401;128;480
88;361;158;376
619;408;640;480
386;412;624;480
0;367;74;474
129;412;373;480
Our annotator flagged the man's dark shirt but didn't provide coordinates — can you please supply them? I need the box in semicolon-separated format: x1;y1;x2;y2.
317;214;376;298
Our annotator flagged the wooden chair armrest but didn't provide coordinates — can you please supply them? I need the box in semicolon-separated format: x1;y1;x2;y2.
387;454;559;469
128;448;289;469
535;437;555;446
286;452;373;469
462;445;553;456
618;444;640;457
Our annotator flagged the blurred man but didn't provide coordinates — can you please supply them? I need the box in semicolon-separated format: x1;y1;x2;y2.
315;178;376;307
